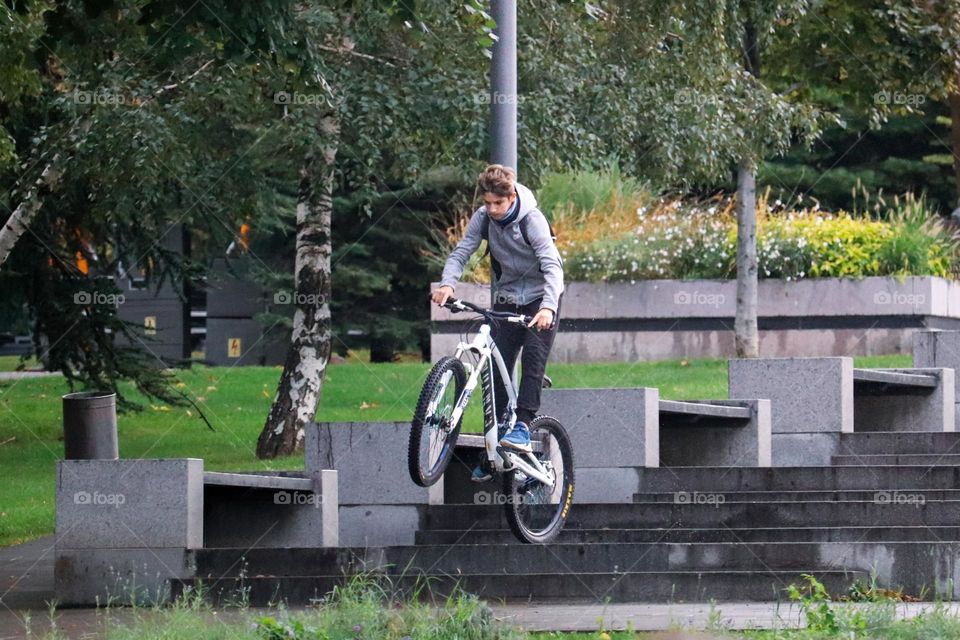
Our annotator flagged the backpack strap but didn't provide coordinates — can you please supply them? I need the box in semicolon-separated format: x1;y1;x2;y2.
519;211;556;246
519;212;560;275
479;214;502;281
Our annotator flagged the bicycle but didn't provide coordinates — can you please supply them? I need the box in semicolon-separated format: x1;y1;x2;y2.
408;298;575;544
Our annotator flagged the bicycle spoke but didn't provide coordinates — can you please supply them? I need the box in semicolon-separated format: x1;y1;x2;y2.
409;356;466;487
504;416;574;543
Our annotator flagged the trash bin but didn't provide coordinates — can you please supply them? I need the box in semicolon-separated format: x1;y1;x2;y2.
62;391;118;460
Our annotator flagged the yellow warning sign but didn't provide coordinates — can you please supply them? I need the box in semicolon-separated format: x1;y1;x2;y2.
228;338;242;358
144;316;157;336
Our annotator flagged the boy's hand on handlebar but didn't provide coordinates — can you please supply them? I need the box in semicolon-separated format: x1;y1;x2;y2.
432;286;454;306
528;308;555;331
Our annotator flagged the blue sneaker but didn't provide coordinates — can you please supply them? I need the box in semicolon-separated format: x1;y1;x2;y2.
499;421;532;453
470;463;493;483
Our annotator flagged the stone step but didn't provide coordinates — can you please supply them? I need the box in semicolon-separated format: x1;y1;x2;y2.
416;525;960;545
193;541;959;578
633;466;960;492
853;368;939;392
176;569;865;606
658;400;752;427
420;500;948;530
838;432;960;455
831;454;960;466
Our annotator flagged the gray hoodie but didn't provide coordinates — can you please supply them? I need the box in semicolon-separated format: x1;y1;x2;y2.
440;182;564;312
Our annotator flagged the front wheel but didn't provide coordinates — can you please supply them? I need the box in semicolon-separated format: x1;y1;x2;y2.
408;356;467;487
503;416;575;544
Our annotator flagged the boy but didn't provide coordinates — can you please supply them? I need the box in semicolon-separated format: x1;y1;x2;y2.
431;164;564;480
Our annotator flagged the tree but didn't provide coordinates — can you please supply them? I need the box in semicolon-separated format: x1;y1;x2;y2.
255;2;486;457
762;0;955;208
0;0;312;407
256;108;338;457
254;0;655;456
595;1;826;356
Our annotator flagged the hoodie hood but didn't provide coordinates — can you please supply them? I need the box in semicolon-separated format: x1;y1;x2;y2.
486;182;539;226
514;182;538;221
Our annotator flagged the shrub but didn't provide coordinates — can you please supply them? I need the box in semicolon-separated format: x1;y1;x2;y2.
876;193;958;278
537;161;648;220
446;169;958;284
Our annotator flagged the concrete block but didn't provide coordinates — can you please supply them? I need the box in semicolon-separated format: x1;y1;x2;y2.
854;367;955;432
203;470;338;548
55;547;195;606
56;459;203;549
659;399;771;467
915;330;960;408
537;388;658;503
55;458;203;606
338;505;422;547
729;357;854;435
431;279;958;363
435;325;922;364
729;357;852;466
771;433;841;466
539;388;659;469
571;468;641;504
442;440;642;505
731;358;955;465
306;422;442;505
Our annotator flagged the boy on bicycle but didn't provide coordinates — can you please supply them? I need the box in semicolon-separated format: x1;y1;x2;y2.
431;164;564;481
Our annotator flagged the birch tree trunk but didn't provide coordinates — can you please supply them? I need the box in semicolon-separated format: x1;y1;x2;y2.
256;113;339;459
734;19;761;358
734;159;759;358
0;157;62;269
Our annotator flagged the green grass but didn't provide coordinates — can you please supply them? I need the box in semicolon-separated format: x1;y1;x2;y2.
20;577;960;639
0;353;911;547
0;355;39;371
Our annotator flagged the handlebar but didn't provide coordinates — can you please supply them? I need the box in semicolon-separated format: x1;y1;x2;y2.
442;298;532;325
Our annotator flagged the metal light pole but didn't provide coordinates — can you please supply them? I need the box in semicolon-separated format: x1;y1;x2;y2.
488;0;517;310
490;0;518;175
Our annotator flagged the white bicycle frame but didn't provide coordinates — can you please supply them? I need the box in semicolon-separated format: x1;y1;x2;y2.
443;309;556;488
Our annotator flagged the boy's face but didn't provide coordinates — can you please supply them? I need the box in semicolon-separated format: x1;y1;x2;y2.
483;190;517;220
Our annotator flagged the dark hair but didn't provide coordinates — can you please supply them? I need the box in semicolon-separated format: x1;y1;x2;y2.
478;164;516;197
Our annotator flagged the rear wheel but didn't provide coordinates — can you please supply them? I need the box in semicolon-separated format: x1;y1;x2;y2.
503;416;575;544
408;356;467;487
